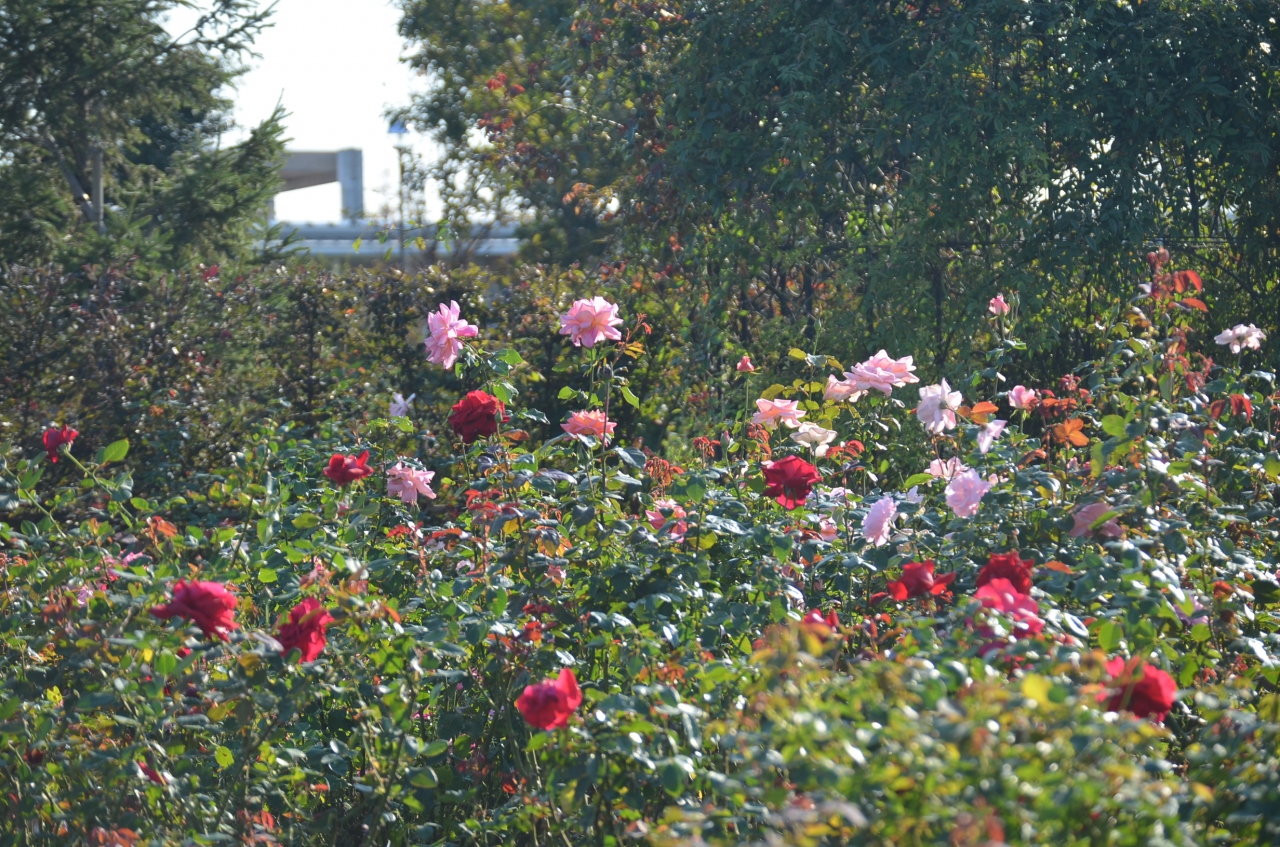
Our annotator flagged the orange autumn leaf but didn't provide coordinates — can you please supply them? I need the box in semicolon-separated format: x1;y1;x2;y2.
962;400;999;423
1051;418;1089;447
148;516;178;539
1043;560;1074;574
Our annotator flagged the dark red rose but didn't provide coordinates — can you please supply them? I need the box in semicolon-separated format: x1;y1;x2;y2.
887;560;956;600
515;668;582;730
276;598;333;662
1100;657;1177;721
976;551;1034;595
449;391;508;443
150;580;238;641
761;455;821;509
42;424;78;463
323;450;373;485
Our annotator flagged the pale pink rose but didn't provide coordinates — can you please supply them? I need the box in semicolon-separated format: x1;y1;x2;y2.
1214;324;1266;354
927;457;969;480
818;518;839;542
736;355;755;373
562;410;616;441
944;468;991;518
824;375;864;403
646;498;687;539
425;301;478;369
846;350;918;396
386;463;436;504
559;297;623;347
902;485;923;504
389;392;415;419
1068;501;1123;538
976;419;1007;454
752;397;805;429
861;497;898;547
989;294;1010;316
1008;385;1038;410
790;422;838;457
917;380;963;434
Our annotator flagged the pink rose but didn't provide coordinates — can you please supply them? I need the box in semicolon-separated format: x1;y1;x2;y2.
751;397;805;429
989;294;1010;316
1008;385;1038;410
386;463;436;504
425;300;478;369
975;577;1044;641
861;496;897;547
927;456;969;481
559;297;623;347
562;410;616;441
1068;501;1122;538
646;498;687;539
944;468;990;518
976;419;1007;454
845;350;918;396
823;375;864;403
917;380;962;434
736;355;755;373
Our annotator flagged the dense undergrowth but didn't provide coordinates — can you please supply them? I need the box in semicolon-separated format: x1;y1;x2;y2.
3;254;1280;846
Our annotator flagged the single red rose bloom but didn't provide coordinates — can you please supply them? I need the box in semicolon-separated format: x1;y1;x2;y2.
277;598;334;662
43;424;78;463
323;451;373;485
761;455;821;509
887;560;956;600
150;580;238;641
976;551;1034;595
515;668;582;730
1100;657;1177;721
449;390;508;444
800;608;840;641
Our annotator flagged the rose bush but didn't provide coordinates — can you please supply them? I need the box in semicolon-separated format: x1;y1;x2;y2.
3;268;1280;846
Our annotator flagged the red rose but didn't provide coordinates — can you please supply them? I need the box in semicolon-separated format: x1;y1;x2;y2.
449;391;508;444
976;551;1034;595
1209;394;1252;421
800;608;840;641
323;451;373;485
277;598;334;662
761;455;821;509
42;424;78;463
515;668;582;730
1100;657;1177;721
887;560;956;600
150;580;238;641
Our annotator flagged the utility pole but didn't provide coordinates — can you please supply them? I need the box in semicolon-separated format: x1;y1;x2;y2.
92;144;105;233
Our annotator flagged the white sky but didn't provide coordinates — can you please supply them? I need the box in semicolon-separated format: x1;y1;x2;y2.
166;0;439;224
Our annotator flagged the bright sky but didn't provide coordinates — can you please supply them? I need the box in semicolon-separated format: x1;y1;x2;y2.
166;0;438;224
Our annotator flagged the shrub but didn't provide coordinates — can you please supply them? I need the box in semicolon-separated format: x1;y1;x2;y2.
2;263;1280;845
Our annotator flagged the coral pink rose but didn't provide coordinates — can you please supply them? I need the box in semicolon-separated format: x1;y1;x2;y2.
562;410;616;441
989;294;1010;315
975;577;1044;639
1008;385;1038;410
736;355;755;373
645;498;687;539
752;398;805;430
846;350;918;395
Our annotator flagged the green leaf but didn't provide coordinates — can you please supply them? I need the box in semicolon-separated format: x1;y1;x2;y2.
214;745;234;769
257;567;278;584
490;588;509;616
130;497;150;510
903;473;933;487
1101;415;1128;438
1190;623;1212;643
101;439;130;464
557;386;576;400
422;739;449;758
1265;454;1280;482
620;385;640;408
1096;620;1123;652
410;767;439;788
153;650;177;677
787;347;808;360
499;348;526;365
292;514;321;529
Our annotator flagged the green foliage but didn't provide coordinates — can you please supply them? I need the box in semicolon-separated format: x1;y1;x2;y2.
3;260;1280;845
0;0;285;269
403;0;1280;381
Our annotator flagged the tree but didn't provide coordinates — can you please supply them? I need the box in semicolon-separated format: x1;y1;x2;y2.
0;0;285;269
